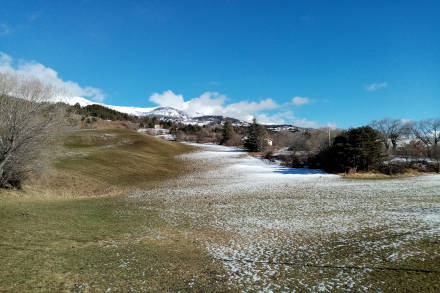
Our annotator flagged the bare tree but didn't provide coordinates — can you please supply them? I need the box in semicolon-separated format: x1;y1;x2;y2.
411;119;440;171
370;118;409;153
411;119;440;148
272;131;296;148
0;73;62;188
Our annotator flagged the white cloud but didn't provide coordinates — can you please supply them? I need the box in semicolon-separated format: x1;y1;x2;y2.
148;90;322;127
258;110;320;128
256;111;294;125
292;96;310;106
0;52;105;102
150;90;185;109
149;90;280;122
188;92;227;116
0;24;11;36
365;82;387;92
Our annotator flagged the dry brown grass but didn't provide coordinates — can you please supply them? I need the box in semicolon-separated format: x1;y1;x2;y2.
15;126;194;198
78;117;139;131
340;169;433;180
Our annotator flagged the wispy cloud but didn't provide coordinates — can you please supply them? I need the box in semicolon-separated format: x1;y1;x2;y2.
365;82;387;92
28;12;41;22
208;81;220;86
0;24;11;36
256;111;319;128
292;96;311;106
0;52;105;102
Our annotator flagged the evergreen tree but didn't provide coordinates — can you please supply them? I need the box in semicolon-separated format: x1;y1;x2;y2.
345;126;384;171
75;104;133;121
244;118;268;152
72;102;82;113
221;121;234;144
309;126;384;172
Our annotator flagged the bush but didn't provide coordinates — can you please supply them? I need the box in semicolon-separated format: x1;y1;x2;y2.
224;132;243;146
378;163;407;175
291;154;305;168
309;126;384;173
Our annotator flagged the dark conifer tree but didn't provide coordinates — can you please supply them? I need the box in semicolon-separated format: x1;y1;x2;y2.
244;118;268;152
221;121;234;144
309;126;384;172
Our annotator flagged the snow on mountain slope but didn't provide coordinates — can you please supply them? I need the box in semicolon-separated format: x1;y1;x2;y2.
54;97;302;129
54;96;97;107
108;105;155;116
55;96;154;116
146;106;190;120
56;97;188;119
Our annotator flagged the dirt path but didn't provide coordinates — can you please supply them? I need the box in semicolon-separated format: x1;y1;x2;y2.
132;143;440;292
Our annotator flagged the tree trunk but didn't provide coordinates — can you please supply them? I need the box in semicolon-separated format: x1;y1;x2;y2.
392;141;397;153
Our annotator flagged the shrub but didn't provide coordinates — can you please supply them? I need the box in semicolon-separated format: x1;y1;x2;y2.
378;163;407;175
309;126;385;173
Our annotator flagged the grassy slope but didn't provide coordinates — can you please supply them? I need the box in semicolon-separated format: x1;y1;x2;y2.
0;128;229;292
35;128;194;197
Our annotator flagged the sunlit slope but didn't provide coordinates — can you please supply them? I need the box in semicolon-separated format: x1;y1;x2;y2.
38;128;193;196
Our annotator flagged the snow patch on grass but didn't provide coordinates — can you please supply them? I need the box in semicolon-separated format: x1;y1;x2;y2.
134;143;440;291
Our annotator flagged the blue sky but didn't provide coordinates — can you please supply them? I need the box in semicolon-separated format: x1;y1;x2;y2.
1;0;439;128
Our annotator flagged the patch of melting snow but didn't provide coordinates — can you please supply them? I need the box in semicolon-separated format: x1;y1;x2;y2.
182;143;332;179
133;143;440;291
422;213;440;233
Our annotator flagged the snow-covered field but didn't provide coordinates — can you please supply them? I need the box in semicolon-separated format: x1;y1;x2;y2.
131;143;440;292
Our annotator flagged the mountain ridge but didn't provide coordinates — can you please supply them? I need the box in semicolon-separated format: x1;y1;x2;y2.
56;96;307;130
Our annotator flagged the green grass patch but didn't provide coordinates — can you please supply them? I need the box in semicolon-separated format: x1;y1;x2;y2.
0;197;229;292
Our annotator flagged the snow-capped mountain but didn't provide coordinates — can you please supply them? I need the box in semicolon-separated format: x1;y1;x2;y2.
192;115;247;126
107;105;155;117
55;96;306;130
146;107;191;120
56;97;244;125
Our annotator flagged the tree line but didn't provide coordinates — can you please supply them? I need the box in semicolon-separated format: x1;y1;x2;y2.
287;118;440;174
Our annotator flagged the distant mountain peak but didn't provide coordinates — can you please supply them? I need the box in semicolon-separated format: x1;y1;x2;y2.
146;107;190;120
